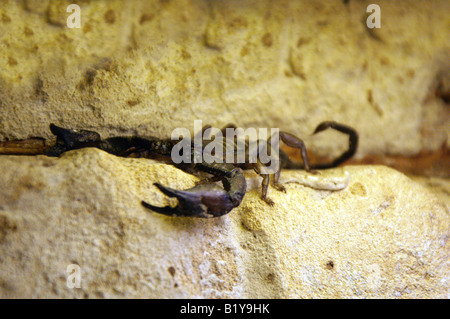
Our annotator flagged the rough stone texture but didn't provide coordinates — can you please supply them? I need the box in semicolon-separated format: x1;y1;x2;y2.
0;0;449;299
0;0;449;159
0;148;448;298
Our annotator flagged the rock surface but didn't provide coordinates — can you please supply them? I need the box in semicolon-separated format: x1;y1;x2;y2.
0;148;448;298
0;0;449;159
0;0;448;299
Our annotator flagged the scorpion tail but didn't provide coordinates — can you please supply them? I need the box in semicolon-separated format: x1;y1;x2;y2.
311;121;358;169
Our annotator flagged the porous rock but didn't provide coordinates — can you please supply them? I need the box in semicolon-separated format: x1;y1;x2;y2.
0;148;448;298
0;0;449;158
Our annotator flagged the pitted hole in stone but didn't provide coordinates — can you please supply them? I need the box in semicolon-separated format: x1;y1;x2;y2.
349;182;367;197
168;266;176;277
325;260;335;270
435;68;450;105
266;273;275;283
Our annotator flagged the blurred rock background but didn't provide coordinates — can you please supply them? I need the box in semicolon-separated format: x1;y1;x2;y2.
1;0;448;165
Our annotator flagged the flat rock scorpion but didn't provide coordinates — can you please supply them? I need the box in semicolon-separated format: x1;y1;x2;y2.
43;121;358;218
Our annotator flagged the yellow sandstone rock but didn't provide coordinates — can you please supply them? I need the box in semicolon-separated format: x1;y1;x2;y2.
0;148;448;298
0;0;449;157
0;0;448;299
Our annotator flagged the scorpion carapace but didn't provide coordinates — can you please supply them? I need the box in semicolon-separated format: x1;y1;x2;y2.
45;121;358;218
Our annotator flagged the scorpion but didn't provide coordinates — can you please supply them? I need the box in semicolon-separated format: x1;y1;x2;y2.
43;121;358;218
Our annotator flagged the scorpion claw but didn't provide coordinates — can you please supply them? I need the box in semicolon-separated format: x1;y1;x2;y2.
142;181;240;218
46;124;101;156
141;200;179;216
152;182;185;198
49;124;101;147
273;182;287;193
263;197;275;207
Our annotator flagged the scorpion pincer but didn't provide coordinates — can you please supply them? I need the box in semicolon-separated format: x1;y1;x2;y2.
45;121;358;218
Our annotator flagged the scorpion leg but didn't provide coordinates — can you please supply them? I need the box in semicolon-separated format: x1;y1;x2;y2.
272;163;286;193
279;131;316;173
266;131;317;199
142;163;246;218
251;160;275;206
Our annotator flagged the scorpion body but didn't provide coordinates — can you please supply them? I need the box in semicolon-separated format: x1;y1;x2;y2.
45;122;358;218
